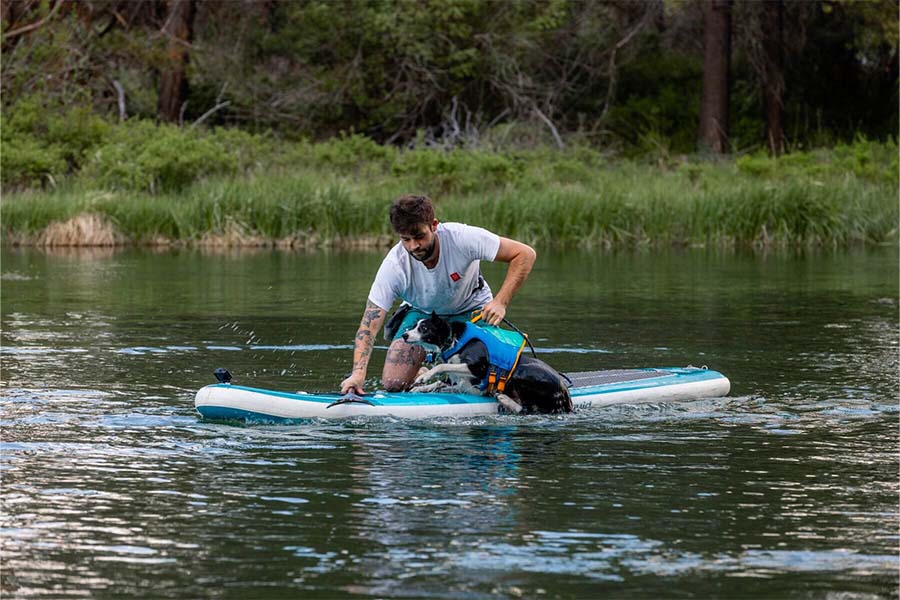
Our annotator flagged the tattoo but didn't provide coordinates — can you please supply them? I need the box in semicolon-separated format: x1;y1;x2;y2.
361;300;384;327
385;344;424;366
350;301;386;376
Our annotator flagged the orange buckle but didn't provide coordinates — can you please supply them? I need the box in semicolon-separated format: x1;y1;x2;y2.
487;369;498;392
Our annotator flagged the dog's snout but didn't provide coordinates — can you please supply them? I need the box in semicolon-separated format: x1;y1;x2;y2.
401;332;409;342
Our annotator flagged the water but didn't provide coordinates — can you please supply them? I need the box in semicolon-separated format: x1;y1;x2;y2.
2;246;897;598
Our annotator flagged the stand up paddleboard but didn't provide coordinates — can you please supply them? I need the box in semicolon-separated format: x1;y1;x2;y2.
194;367;730;422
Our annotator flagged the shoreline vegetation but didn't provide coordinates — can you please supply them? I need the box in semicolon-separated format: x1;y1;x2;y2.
2;122;897;249
3;1;896;251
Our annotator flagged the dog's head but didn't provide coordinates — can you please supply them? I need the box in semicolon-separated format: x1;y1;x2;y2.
401;312;450;352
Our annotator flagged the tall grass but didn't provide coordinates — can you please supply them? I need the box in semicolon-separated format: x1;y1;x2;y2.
2;141;897;248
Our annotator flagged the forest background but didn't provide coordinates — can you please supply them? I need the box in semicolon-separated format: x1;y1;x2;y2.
2;0;897;248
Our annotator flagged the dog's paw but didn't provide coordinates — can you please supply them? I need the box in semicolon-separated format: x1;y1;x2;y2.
410;381;443;393
496;393;523;414
413;370;436;386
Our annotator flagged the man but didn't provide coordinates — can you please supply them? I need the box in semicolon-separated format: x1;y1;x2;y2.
340;194;536;394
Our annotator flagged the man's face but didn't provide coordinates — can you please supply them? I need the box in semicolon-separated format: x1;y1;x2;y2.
399;220;438;262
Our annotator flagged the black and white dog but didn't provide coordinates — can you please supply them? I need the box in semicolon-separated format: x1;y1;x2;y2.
402;313;573;414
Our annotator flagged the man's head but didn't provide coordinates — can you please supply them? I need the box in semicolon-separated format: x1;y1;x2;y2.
390;195;435;234
391;195;438;263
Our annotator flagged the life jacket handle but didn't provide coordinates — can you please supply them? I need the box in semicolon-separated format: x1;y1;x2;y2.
471;308;537;358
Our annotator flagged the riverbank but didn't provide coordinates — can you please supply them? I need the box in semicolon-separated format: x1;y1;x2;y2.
3;137;897;248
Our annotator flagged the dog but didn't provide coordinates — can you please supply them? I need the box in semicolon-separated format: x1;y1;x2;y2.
401;312;573;414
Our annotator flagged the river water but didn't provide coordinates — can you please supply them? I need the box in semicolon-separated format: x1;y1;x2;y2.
2;245;897;598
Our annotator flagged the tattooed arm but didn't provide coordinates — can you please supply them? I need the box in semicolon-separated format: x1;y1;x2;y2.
340;300;387;394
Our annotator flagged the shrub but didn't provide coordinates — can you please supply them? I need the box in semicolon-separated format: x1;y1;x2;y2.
1;135;68;189
735;153;775;177
84;120;243;193
1;97;110;189
207;127;276;172
311;134;397;170
831;136;897;185
392;149;521;193
734;138;898;186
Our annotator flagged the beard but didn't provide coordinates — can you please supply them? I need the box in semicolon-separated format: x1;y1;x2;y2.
407;238;436;262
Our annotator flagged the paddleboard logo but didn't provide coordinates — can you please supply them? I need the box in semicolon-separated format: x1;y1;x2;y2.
450;272;461;282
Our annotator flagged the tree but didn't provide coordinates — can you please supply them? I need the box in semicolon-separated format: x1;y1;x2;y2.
157;0;195;123
698;0;731;154
760;0;785;155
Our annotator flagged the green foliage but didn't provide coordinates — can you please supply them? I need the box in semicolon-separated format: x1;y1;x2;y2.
311;134;398;170
831;136;898;185
4;140;895;248
735;138;898;186
735;154;775;177
82;121;271;193
0;135;68;189
1;0;897;156
392;149;522;193
607;46;703;155
0;93;277;193
235;0;501;136
1;97;110;188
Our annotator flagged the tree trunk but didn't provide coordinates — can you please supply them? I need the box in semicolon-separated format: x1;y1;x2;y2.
157;0;195;123
698;0;731;154
260;0;277;32
762;0;785;156
1;0;18;28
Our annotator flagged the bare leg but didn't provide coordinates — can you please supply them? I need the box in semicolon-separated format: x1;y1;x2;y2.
381;338;426;391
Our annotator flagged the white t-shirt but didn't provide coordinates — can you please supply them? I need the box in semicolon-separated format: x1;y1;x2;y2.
368;222;501;314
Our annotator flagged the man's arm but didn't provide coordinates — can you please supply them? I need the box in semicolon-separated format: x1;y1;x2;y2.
481;237;537;326
340;300;387;394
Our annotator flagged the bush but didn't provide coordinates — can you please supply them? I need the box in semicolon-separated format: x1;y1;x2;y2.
0;135;68;188
207;127;276;173
831;136;898;185
311;134;398;170
735;153;775;177
1;97;110;189
735;138;898;186
84;120;250;193
392;149;521;193
0;100;276;192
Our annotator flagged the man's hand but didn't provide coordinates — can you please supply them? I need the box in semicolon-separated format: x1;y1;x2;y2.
340;374;366;395
481;298;508;326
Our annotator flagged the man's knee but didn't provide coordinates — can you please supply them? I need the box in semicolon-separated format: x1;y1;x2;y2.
381;340;424;392
381;375;410;392
381;361;419;392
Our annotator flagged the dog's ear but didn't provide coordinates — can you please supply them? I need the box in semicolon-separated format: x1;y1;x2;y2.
429;311;439;322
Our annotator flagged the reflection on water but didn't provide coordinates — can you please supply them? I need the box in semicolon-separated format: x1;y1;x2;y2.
1;246;897;598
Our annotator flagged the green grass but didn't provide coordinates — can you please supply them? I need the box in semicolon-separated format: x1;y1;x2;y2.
2;141;897;248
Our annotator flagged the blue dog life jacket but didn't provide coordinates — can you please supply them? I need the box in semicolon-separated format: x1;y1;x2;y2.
440;322;527;393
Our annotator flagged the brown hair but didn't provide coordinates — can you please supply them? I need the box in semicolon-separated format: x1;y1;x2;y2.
389;194;435;234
